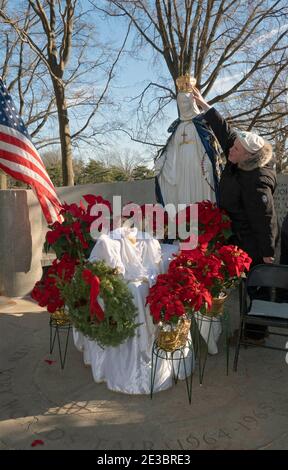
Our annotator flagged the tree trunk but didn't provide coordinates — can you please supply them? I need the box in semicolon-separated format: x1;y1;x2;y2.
0;170;7;189
52;79;74;186
276;138;287;173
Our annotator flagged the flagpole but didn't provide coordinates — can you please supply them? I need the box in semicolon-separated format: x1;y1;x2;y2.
0;77;7;189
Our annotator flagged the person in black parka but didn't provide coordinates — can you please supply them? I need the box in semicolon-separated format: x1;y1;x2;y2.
192;88;279;341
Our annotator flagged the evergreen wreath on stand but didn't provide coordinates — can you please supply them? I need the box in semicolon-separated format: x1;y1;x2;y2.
59;260;139;348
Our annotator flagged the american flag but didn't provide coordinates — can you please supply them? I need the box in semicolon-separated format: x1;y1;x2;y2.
0;77;62;224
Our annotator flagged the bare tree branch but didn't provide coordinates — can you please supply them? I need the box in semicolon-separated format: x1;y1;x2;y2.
71;19;132;140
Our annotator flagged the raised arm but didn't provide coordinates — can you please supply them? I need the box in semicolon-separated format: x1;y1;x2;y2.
192;88;236;158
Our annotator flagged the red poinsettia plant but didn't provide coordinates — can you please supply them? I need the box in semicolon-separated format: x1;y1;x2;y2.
176;200;232;250
146;265;212;324
169;244;252;299
31;194;112;313
147;243;252;323
44;194;112;261
31;254;79;313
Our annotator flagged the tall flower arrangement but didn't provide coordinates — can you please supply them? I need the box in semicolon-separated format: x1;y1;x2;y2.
31;194;111;313
169;245;252;301
44;195;112;261
147;200;251;322
176;200;232;250
32;195;140;347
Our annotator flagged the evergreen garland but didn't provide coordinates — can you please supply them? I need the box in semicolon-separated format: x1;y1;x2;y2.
60;261;139;348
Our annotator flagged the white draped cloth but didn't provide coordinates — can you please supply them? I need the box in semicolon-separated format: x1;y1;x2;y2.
155;92;216;206
73;228;193;394
193;313;222;355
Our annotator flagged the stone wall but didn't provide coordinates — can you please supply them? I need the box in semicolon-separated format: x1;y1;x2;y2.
0;190;43;297
273;173;288;227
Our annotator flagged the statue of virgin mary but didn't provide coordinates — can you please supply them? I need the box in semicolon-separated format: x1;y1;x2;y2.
155;74;222;207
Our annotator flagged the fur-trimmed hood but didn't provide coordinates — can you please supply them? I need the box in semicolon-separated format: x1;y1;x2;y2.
238;142;273;171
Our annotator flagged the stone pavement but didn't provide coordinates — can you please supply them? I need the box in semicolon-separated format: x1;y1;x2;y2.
1;296;288;451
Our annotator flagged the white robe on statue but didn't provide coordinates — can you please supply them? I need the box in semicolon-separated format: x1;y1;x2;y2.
156;94;221;353
155;92;216;206
73;227;194;394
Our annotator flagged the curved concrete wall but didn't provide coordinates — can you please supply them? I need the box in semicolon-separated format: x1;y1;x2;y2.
0;179;156;297
0;190;43;296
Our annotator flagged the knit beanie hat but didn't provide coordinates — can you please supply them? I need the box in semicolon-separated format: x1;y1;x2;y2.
237;131;265;153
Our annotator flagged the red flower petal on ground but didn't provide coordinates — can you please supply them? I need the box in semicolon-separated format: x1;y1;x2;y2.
31;439;44;447
44;359;56;365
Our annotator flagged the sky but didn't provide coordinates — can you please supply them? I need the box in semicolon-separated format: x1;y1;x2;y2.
42;3;171;165
2;0;285;168
0;0;247;168
83;4;242;166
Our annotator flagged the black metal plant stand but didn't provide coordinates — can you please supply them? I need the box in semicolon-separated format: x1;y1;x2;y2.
191;310;230;385
49;312;72;369
150;339;194;404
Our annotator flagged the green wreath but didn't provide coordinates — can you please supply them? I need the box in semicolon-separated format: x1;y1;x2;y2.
60;261;139;348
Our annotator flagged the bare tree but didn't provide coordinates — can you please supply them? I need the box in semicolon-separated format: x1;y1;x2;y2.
219;60;288;168
0;1;130;186
0;1;51;188
0;5;57;134
93;147;153;181
0;1;77;184
95;0;288;149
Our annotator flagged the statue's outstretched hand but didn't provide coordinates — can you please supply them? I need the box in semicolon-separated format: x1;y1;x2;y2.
192;88;211;111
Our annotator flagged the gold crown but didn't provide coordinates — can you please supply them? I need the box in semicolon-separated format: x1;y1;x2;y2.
176;74;196;92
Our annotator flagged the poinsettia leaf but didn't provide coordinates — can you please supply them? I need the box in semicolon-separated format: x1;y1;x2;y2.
82;194;97;204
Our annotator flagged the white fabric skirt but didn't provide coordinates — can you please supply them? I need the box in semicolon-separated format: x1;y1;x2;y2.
73;280;194;394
